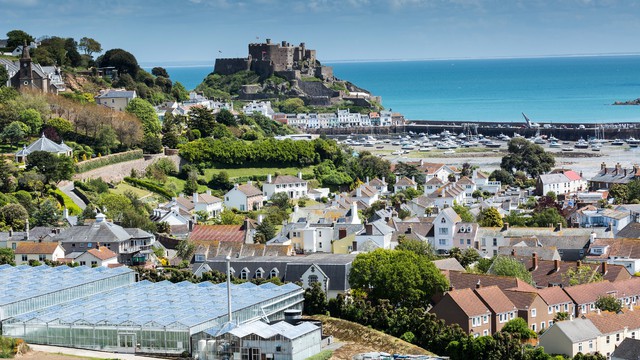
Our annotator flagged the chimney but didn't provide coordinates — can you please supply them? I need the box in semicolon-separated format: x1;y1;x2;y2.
449;285;455;291
532;253;539;271
206;189;212;196
406;225;412;234
511;248;516;256
601;162;606;171
502;222;510;231
234;183;239;190
338;228;347;239
193;192;199;204
266;38;271;44
476;280;482;289
267;174;272;184
365;223;373;235
351;202;360;225
596;308;601;315
356;186;362;198
420;159;424;166
8;228;12;237
590;232;596;244
616;162;622;174
382;176;385;184
396;177;399;184
25;219;29;240
63;207;69;219
247;180;252;186
297;171;302;179
411;176;415;183
366;176;370;184
257;214;264;224
555;222;562;232
601;261;608;275
179;192;184;198
554;259;560;272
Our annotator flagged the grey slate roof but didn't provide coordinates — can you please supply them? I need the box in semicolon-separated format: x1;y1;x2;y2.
21;134;70;156
49;221;153;244
611;338;640;360
539;173;569;184
96;89;136;99
551;318;602;342
616;222;640;239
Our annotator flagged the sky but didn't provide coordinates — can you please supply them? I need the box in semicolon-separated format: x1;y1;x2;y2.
2;0;640;65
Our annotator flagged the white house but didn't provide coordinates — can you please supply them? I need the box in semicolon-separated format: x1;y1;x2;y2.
225;182;264;211
424;177;445;196
350;183;379;206
367;177;389;196
431;208;461;254
14;241;65;265
456;176;476;200
394;176;418;193
537;171;587;196
263;173;308;200
242;100;275;118
574;207;631;235
428;184;466;208
155;191;222;220
354;219;395;251
473;170;501;194
95;89;137;112
74;246;119;267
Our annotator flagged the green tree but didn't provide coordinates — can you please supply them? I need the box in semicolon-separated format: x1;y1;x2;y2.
503;211;528;227
7;30;34;49
0;203;29;230
349;249;449;307
280;98;307;113
78;37;102;56
209;171;232;191
527;208;566;228
609;184;629;204
395;237;436;259
0;248;15;265
501;317;537;341
270;192;291;211
489;256;534;285
188;106;217;137
216;108;237;127
478;207;504;227
450;247;481;268
1;121;29;147
126;98;161;135
25;151;74;183
46;117;73;137
176;239;196;261
19;108;43;135
563;265;603;286
95;126;119;154
213;209;244;225
553;312;569;322
171;81;189;101
303;281;328;315
452;203;475;222
97;48;140;77
255;217;276;243
151;67;169;78
501;138;555;178
141;133;163;154
33;198;62;227
183;170;200;196
0;66;8;88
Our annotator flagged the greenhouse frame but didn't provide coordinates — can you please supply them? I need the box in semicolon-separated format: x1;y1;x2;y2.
0;264;135;321
2;278;304;355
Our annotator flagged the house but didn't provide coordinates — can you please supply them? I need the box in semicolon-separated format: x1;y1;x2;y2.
590;162;640;190
393;176;417;193
189;222;254;244
95;89;137;111
349;183;379;206
473;170;501;194
537;170;587;196
444;271;538;293
503;289;554;332
423;177;444;196
427;183;466;208
242;100;275;118
155;191;223;220
430;208;461;254
538;317;603;357
612;338;640;360
14;241;65;265
0;43;65;94
430;288;492;337
353;219;394;251
536;285;575;323
14;134;73;163
586;238;640;274
573;207;631;235
407;160;457;182
52;214;155;265
225;183;264;211
73;246;118;267
586;308;640;358
473;285;518;333
564;281;618;317
452;222;479;250
456;176;476;199
263;173;308;200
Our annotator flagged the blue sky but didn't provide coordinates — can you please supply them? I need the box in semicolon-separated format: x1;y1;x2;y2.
2;0;640;64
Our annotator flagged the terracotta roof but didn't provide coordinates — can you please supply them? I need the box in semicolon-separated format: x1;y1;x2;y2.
425;177;444;185
514;257;631;287
447;271;537;292
14;241;60;254
586;307;640;335
189;224;246;243
536;286;572;305
563;281;617;305
588;238;640;260
456;176;475;185
395;176;416;186
447;288;491;317
610;277;640;299
273;175;304;184
350;184;378;197
237;184;262;197
428;184;465;199
368;178;387;186
564;170;583;181
199;193;222;204
503;289;540;309
86;246;117;260
475;171;488;179
474;285;517;314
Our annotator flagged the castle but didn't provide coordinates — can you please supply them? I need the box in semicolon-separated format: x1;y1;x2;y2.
214;39;333;81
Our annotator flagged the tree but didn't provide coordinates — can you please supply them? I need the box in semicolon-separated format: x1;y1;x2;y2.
151;67;169;78
489;169;514;186
489;256;534;285
255;217;276;243
0;203;28;230
0;248;15;266
270;192;291;210
280;98;306;113
141;133;163;154
125;98;160;135
501;318;537;341
188;106;217;137
349;248;449;307
501;138;555;178
171;81;189;102
216;108;237;127
176;239;196;261
0;66;8;88
183;170;200;196
1;121;29;147
33;199;62;227
78;37;102;56
19;108;43;135
396;237;436;259
303;281;328;315
209;171;232;191
452;203;475;222
46;117;73;137
7;30;34;49
527;207;566;228
609;184;629;204
553;312;569;322
478;207;504;227
95;126;119;154
450;247;481;268
25;151;74;183
97;48;140;77
563;265;603;286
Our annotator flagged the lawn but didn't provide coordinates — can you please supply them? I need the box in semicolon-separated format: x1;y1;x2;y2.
112;183;153;198
203;166;314;180
52;189;82;215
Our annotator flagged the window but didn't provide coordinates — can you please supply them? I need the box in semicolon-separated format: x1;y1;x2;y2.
472;317;481;327
467;239;471;245
616;333;621;342
460;239;464;245
79;261;86;266
308;274;319;285
441;218;447;223
606;335;610;344
589;340;593;350
548;306;553;314
240;268;250;280
11;243;16;250
483;315;488;324
270;268;279;278
439;239;447;245
531;309;536;317
492;238;497;246
91;261;97;266
87;242;92;248
541;321;545;330
21;255;27;261
439;228;448;235
483;329;489;336
632;332;636;339
319;242;323;249
532;324;536;331
578;343;583;352
39;254;46;261
255;268;264;278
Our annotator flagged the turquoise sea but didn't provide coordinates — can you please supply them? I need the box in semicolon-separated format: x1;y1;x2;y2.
145;55;640;123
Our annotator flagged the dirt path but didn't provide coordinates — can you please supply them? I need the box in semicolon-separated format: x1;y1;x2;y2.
73;155;181;183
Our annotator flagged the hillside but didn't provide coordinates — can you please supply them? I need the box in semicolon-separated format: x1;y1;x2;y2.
309;315;435;360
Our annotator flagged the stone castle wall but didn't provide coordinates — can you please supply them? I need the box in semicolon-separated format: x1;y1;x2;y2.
214;58;250;76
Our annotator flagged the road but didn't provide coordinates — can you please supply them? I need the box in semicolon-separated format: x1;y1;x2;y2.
58;181;87;210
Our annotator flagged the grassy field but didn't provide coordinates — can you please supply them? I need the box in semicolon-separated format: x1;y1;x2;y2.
112;183;153;198
203;166;314;180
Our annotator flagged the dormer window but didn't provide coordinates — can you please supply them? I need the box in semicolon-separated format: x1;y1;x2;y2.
270;268;279;278
240;267;250;280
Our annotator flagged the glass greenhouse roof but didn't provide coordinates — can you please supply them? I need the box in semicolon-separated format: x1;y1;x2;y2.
0;264;134;306
9;279;303;329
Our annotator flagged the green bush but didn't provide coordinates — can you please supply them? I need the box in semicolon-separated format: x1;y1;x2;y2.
124;177;175;199
305;350;333;360
50;189;82;215
75;149;144;173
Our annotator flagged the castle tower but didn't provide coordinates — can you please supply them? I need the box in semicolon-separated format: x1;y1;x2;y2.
18;40;33;90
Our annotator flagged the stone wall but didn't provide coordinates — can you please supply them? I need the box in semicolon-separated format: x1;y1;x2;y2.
214;58;250;76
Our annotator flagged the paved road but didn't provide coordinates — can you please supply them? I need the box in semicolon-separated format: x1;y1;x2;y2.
29;344;165;360
59;181;87;210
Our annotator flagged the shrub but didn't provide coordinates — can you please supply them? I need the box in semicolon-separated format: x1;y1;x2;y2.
75;149;143;173
124;177;175;199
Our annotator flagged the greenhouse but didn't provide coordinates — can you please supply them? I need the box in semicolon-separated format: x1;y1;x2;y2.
2;279;304;355
0;264;135;321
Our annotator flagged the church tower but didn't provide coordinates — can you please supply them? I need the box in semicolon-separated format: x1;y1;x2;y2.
18;41;33;90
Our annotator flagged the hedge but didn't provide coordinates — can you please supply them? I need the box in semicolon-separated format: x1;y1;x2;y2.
50;189;82;215
124;177;175;199
71;185;91;206
75;149;144;173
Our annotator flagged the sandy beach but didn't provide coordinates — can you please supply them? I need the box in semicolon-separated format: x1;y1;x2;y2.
349;140;640;179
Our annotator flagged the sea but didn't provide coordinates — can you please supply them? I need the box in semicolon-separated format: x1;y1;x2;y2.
143;55;640;123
